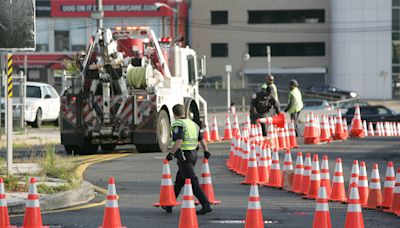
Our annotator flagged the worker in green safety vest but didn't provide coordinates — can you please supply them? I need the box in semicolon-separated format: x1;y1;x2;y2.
284;79;304;136
260;75;279;103
164;104;212;215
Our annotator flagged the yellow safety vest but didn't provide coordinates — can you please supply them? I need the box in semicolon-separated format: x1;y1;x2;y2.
287;87;303;114
171;119;199;150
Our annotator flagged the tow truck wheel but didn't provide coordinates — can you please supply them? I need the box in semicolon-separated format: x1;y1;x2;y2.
156;110;171;153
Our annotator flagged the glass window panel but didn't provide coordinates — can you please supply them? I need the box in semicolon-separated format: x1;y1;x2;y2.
248;10;325;24
211;11;228;25
211;43;228;57
248;43;325;57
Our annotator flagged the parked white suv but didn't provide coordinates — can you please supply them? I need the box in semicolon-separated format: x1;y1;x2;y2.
1;82;60;128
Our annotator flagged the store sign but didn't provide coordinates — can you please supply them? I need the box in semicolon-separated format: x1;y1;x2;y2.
51;0;174;17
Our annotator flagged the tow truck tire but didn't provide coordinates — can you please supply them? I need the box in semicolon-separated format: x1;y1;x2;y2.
101;144;116;152
32;108;42;128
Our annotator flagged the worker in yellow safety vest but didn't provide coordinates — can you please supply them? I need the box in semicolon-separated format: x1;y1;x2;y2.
164;104;212;215
284;79;304;136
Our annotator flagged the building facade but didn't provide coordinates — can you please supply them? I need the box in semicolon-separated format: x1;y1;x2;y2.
11;0;187;92
191;0;397;99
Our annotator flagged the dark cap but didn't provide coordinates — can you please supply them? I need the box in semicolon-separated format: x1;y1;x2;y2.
289;79;299;87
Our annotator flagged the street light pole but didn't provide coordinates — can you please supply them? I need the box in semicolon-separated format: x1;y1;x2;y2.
241;53;250;112
96;0;103;29
225;65;232;112
174;2;179;41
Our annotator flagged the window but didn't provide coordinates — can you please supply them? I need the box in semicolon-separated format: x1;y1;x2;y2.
27;86;41;98
70;21;87;52
248;42;325;57
46;86;59;98
377;108;390;115
36;19;49;52
248;10;325;24
187;55;196;84
211;11;228;25
211;43;228;57
54;31;70;52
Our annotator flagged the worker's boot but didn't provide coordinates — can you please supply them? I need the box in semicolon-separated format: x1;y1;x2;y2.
162;206;172;213
196;204;212;215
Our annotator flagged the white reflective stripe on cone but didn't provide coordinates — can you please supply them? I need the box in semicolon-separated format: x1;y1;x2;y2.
384;181;396;188
258;161;268;167
108;184;117;195
182;200;195;209
26;199;40;208
321;173;330;179
161;178;173;186
294;168;304;175
316;203;329;212
0;198;7;207
247;201;261;209
248;160;257;167
303;170;311;176
201;177;212;185
369;182;381;189
270;164;280;170
184;184;194;197
394;186;400;194
106;199;119;208
350;177;358;184
310;174;321;181
202;164;211;174
347;204;362;212
162;165;171;175
28;183;37;195
0;184;4;194
333;176;344;183
358;180;368;187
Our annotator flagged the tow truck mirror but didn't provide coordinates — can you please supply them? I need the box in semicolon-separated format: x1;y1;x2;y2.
199;55;206;79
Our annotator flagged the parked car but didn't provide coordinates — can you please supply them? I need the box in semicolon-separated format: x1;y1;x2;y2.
307;84;358;99
1;82;60;128
344;105;400;125
298;99;336;123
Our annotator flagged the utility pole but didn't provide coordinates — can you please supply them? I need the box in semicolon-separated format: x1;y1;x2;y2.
267;45;271;75
92;0;104;29
225;65;232;112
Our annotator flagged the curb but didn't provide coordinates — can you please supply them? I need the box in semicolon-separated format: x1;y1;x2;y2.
7;180;95;214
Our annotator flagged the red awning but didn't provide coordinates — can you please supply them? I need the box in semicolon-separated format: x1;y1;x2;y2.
12;53;73;69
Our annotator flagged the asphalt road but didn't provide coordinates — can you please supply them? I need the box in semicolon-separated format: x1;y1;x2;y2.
10;137;400;227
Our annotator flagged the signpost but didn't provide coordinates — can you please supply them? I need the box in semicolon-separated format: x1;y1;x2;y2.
225;65;232;112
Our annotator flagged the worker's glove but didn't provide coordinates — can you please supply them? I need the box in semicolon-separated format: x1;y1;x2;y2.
204;151;211;159
166;153;174;161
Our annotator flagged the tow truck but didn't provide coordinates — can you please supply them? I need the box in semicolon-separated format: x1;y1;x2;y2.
60;26;208;154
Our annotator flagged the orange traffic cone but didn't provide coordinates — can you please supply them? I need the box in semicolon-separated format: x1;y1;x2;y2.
345;183;365;228
305;113;319;144
368;122;375;136
258;143;269;185
245;113;251;131
239;138;250;176
365;163;383;209
281;149;294;191
289;121;299;148
306;155;321;199
382;161;396;208
329;117;335;137
334;109;346;140
257;124;264;142
210;116;220;141
386;168;400;216
179;179;198;228
350;105;364;138
232;114;240;137
232;136;242;173
153;160;180;207
200;159;221;205
277;128;287;150
227;137;235;169
320;155;331;197
375;122;382;136
362;120;368;137
0;178;16;228
301;153;312;195
257;113;286;129
99;177;126;228
223;114;232;141
342;118;349;139
330;158;347;203
21;178;49;228
303;114;310;140
292;152;304;194
320;115;331;143
358;162;369;206
245;184;264;228
284;124;291;149
203;119;211;142
348;160;360;199
242;142;260;185
265;144;272;174
312;183;332;228
266;150;282;188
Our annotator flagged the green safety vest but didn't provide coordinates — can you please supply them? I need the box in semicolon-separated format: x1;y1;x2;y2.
287;87;304;114
260;83;279;101
171;119;199;150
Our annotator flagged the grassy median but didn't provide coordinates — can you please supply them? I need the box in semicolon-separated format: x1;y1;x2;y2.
1;145;80;194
